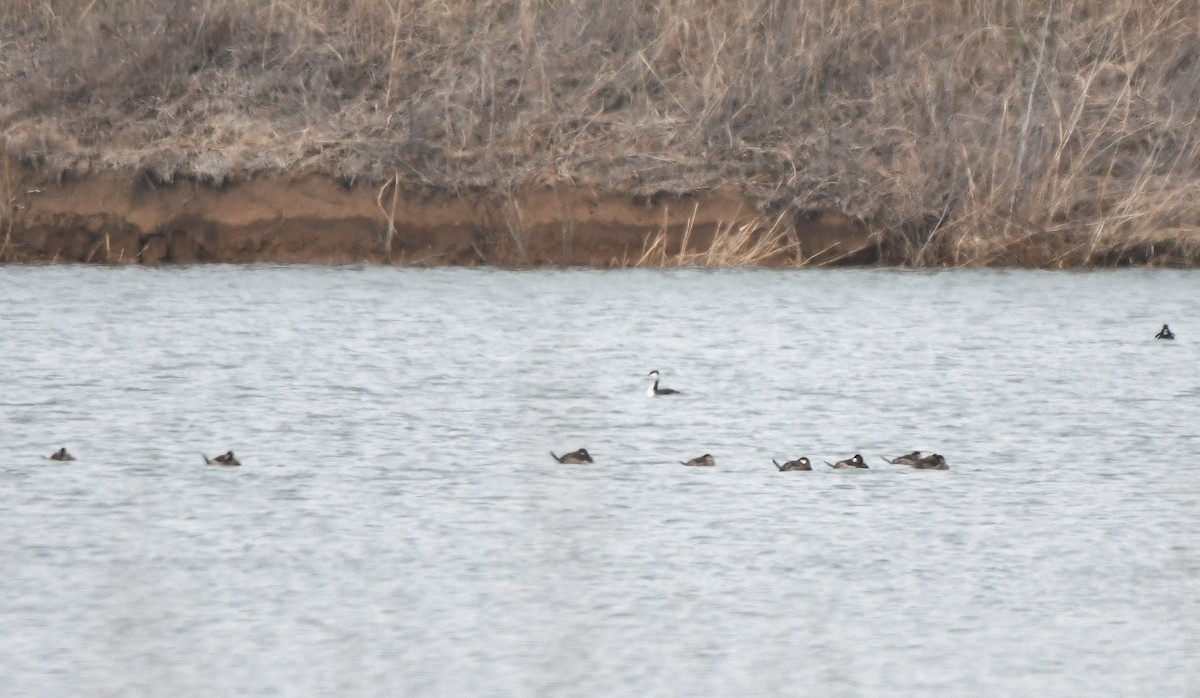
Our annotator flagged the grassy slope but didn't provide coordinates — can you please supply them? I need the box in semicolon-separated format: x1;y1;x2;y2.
2;0;1199;265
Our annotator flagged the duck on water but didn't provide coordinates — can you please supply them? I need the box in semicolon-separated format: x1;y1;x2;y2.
203;451;241;466
646;370;680;396
910;454;949;470
47;447;75;461
1156;324;1175;340
773;457;812;471
551;448;594;464
681;454;715;467
826;454;868;469
882;451;922;465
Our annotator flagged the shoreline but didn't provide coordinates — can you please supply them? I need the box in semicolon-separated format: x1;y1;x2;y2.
1;163;880;267
3;163;1196;269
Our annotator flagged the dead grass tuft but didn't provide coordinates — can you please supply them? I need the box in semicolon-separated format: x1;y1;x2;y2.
636;208;798;267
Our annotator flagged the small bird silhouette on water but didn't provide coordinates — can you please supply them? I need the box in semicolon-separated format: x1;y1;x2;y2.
773;456;812;471
203;451;241;466
646;370;681;396
826;454;868;469
681;454;715;467
550;448;594;464
47;447;75;461
1156;324;1175;340
911;454;950;470
882;451;922;465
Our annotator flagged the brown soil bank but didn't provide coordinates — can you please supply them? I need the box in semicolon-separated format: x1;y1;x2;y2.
1;163;874;266
4;162;1199;267
3;1;1200;266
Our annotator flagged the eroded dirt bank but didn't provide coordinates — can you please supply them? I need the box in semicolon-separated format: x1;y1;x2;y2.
0;165;876;266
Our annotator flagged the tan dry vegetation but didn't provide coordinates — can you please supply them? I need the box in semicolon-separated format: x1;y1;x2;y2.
2;0;1199;266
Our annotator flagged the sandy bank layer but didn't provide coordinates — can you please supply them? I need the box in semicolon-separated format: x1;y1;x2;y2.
0;165;875;266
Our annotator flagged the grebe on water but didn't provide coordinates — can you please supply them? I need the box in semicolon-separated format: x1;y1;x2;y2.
646;370;680;396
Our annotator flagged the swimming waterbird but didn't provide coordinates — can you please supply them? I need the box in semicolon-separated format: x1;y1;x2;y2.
826;454;868;469
911;454;949;470
551;449;594;464
773;457;812;471
882;451;922;465
646;370;680;396
203;451;241;466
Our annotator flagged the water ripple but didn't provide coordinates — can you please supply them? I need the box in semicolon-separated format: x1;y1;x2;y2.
0;266;1197;697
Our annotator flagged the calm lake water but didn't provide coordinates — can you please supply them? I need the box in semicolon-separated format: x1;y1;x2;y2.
1;266;1197;697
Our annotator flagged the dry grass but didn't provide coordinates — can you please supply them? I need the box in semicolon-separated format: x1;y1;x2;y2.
634;207;800;267
0;151;13;261
2;0;1199;265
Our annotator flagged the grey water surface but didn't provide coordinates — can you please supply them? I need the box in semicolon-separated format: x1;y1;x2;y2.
1;266;1197;697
